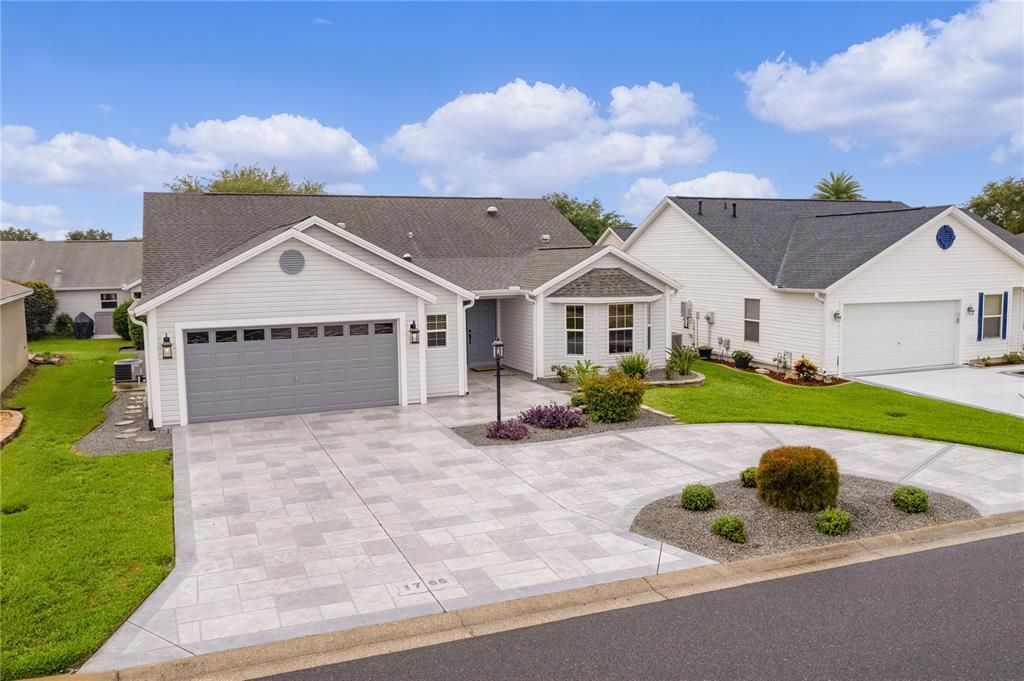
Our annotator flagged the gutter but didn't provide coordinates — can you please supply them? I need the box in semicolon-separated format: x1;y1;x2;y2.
127;302;154;431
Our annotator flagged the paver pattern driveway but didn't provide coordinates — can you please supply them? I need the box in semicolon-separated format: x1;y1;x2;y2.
852;365;1024;417
83;375;1024;672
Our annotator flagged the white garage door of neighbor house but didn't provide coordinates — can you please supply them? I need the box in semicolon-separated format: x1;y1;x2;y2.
841;301;957;375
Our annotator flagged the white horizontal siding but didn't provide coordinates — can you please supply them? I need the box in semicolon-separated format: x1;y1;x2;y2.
497;296;533;374
626;204;824;366
827;213;1024;370
53;289;123;326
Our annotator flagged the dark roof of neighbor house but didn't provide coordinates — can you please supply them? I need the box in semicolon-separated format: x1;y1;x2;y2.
551;267;660;298
611;227;635;242
667;197;1024;289
0;278;32;304
141;193;593;300
0;240;142;290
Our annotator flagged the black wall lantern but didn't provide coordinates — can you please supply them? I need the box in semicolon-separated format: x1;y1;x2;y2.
161;334;173;360
408;321;421;344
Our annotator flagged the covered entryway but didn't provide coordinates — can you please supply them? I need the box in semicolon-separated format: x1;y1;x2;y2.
183;320;399;423
841;301;957;375
466;299;497;369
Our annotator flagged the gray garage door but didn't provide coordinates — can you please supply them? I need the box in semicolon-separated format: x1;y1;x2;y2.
184;321;399;423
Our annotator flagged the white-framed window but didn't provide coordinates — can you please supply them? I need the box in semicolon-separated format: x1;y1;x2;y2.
427;314;447;347
982;293;1003;339
744;298;760;343
100;292;118;309
608;303;633;354
565;305;584;355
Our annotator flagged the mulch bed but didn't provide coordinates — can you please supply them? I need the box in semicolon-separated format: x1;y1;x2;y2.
706;358;848;386
453;408;675;447
630;475;979;563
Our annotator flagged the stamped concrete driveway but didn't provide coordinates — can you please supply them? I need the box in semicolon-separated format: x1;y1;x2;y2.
852;365;1024;417
83;374;1024;672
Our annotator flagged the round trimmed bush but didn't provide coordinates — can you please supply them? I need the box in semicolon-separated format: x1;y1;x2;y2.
739;467;758;488
570;392;586;408
756;446;839;511
53;312;74;338
710;514;745;543
581;372;646;423
486;418;529;441
891;485;929;513
680;483;716;511
815;507;852;536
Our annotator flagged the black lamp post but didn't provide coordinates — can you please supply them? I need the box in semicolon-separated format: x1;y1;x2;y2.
491;338;504;423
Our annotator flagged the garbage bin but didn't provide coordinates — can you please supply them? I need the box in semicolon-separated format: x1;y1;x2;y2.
73;312;94;339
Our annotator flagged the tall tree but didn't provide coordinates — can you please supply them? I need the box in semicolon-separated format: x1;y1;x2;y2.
0;226;42;241
168;164;325;194
66;229;113;241
812;172;864;200
964;177;1023;235
544;193;632;244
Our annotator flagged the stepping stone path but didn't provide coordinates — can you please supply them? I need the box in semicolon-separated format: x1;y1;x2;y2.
115;433;135;439
134;437;155;443
115;420;135;426
119;427;141;434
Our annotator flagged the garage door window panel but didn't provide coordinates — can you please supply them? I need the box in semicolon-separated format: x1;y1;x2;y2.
324;324;344;337
216;330;238;343
271;327;292;340
350;324;369;336
374;322;394;335
186;331;209;344
243;328;265;342
982;294;1003;339
744;299;760;343
298;326;319;339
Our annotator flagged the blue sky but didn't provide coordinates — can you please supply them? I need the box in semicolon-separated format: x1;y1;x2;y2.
2;1;1021;239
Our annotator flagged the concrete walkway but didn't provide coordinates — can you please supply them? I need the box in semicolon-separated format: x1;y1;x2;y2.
82;375;1024;672
852;365;1024;417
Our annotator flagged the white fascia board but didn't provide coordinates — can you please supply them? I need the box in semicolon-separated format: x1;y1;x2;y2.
294;216;477;300
546;295;663;304
471;289;530;298
594;228;623;248
950;207;1024;267
121;278;142;291
531;246;682;296
0;290;33;304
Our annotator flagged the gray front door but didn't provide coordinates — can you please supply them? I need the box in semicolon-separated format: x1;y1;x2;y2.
184;321;399;423
466;299;497;368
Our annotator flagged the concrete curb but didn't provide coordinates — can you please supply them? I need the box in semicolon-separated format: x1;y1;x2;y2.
44;510;1024;681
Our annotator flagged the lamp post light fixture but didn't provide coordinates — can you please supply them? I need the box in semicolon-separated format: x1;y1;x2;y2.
408;321;421;345
161;334;173;360
491;338;504;423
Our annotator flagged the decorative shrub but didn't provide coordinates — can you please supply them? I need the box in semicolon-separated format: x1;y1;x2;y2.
17;279;56;340
520;403;587;429
739;466;758;488
616;353;650;379
1005;352;1022;365
756;446;840;511
710;514;745;543
113;300;133;340
891;485;929;513
568;359;602;385
570;392;586;408
665;345;698;378
581;372;646;423
53;312;74;338
731;349;753;369
793;357;818;382
129;314;146;349
550;364;572;383
680;483;717;511
815;507;853;536
486;418;529;441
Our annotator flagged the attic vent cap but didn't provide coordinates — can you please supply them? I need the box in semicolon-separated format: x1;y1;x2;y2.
540;234;551;243
402;253;413;262
486;206;498;216
279;249;305;275
336;222;346;229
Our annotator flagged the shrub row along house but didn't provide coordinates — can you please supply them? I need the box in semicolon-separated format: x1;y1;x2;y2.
0;240;142;337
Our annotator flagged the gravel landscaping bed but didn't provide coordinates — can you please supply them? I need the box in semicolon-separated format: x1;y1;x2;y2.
631;475;980;562
75;390;171;455
453;408;675;446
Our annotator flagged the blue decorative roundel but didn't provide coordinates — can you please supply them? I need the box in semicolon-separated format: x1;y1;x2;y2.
936;224;956;250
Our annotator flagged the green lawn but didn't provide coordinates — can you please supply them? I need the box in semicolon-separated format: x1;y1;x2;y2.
646;360;1024;454
0;338;173;680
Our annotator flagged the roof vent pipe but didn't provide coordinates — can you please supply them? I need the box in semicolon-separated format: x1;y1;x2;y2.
402;253;412;262
697;200;703;215
408;231;414;239
486;206;498;216
732;202;737;218
541;234;551;243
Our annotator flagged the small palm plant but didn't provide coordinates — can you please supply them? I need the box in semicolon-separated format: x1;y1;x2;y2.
812;171;864;200
665;345;698;378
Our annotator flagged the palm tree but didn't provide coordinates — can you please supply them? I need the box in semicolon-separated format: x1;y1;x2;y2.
812;172;864;200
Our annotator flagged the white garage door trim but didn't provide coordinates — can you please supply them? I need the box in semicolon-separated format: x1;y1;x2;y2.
840;300;958;376
174;313;409;425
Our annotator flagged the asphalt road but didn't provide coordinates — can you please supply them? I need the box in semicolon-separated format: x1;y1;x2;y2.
264;535;1024;681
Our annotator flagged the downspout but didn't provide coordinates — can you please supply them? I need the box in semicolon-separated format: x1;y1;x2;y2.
524;291;540;379
127;302;154;431
461;296;476;395
813;291;828;371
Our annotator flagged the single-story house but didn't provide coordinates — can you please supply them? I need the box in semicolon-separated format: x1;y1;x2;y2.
133;193;679;426
0;240;142;337
623;197;1024;376
0;279;32;391
594;226;636;248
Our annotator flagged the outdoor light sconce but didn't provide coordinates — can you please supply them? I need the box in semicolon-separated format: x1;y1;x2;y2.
161;334;173;360
966;305;976;316
408;321;420;345
491;338;504;360
832;310;842;321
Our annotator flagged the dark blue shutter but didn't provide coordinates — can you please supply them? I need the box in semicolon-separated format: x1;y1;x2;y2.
1002;291;1009;339
977;292;983;341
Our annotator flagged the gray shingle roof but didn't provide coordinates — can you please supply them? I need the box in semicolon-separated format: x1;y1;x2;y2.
666;197;1023;289
142;193;591;300
551;267;660;298
0;241;142;290
611;227;635;241
1;279;32;304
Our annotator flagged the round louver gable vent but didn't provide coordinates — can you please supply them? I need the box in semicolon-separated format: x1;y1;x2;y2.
935;225;956;250
279;249;305;274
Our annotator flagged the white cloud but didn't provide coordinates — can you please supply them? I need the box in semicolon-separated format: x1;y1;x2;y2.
621;172;778;216
385;78;715;195
740;1;1024;162
0;200;71;228
324;182;366;195
98;103;113;113
2;114;376;193
990;132;1022;165
314;17;331;25
609;82;696;128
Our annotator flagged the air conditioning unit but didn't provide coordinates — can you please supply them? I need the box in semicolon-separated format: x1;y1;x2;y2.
113;358;144;383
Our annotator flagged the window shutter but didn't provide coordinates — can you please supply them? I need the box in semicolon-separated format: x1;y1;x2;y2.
977;292;983;341
1002;291;1009;340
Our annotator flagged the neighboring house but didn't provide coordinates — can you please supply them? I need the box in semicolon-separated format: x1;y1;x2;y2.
133;193;679;426
0;241;142;337
624;197;1024;376
594;226;636;248
0;279;32;391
